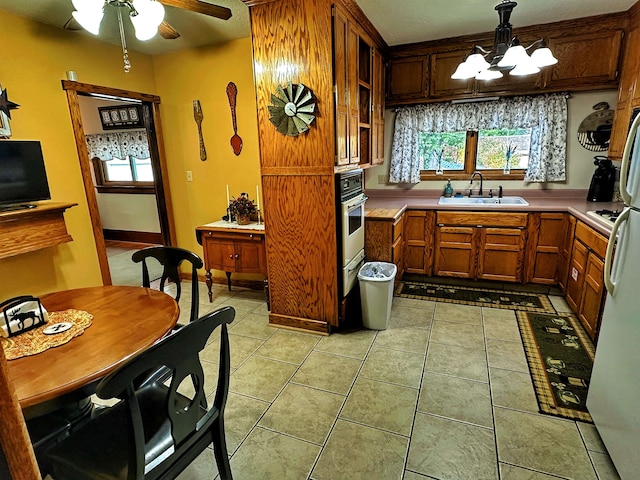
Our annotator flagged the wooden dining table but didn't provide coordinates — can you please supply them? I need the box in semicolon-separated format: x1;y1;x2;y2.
6;285;179;419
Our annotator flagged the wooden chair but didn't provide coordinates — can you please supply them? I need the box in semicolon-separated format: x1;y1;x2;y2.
46;306;235;480
132;246;204;325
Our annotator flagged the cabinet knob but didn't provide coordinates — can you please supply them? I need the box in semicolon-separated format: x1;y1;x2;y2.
249;234;253;238
229;254;233;259
208;232;212;236
235;254;239;259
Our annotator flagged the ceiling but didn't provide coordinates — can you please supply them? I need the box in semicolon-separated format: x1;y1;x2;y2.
0;0;636;54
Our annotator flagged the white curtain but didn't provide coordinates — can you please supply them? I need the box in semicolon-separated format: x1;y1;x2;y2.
389;93;568;184
85;129;150;161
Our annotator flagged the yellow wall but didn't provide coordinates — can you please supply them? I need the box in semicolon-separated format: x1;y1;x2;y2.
0;8;261;299
152;38;261;279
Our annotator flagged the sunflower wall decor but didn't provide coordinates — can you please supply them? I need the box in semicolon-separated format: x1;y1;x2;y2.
268;82;316;136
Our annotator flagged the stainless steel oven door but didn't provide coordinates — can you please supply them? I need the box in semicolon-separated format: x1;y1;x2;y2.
343;249;365;296
341;193;367;266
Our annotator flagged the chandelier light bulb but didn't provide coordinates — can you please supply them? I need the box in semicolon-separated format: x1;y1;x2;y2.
498;44;528;68
72;9;103;35
509;55;541;76
466;53;490;73
531;47;558;67
131;0;165;41
451;61;476;80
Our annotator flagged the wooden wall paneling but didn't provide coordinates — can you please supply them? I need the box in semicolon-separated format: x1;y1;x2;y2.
262;175;338;330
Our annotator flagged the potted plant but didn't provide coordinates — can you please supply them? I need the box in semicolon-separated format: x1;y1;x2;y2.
229;193;257;225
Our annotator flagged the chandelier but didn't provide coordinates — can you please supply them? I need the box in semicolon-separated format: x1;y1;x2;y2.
71;0;165;73
451;0;558;81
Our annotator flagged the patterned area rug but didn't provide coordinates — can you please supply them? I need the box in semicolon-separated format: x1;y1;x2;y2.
396;281;555;313
517;311;595;423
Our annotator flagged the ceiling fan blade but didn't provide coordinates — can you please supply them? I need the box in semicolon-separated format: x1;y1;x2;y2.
158;21;181;39
157;0;232;20
63;16;83;31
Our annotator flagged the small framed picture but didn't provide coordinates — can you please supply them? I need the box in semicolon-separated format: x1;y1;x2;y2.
0;112;11;138
98;105;143;130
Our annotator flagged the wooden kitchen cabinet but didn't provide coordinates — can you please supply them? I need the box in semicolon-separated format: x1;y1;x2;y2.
403;210;435;275
434;211;528;282
364;209;404;277
387;55;429;103
429;50;473;99
558;214;577;293
195;223;266;303
526;213;566;285
371;47;385;166
564;220;608;340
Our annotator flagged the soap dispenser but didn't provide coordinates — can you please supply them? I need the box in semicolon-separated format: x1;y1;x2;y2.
444;179;453;197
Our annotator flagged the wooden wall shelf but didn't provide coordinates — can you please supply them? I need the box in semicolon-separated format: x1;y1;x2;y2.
0;202;77;260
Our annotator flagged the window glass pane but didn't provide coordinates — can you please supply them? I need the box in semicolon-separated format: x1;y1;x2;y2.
132;157;153;182
476;128;531;170
419;132;466;171
104;157;133;181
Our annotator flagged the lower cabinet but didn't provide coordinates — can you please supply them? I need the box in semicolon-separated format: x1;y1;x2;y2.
525;213;567;284
403;210;435;275
364;210;405;277
564;220;608;340
434;211;528;282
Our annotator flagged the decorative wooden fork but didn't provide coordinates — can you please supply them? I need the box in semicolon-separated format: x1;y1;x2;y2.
193;100;207;161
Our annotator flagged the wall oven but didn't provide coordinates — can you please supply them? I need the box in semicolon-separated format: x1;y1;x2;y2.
337;169;366;297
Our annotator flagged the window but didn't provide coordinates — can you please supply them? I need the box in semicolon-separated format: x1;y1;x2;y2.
419;127;532;179
92;156;154;193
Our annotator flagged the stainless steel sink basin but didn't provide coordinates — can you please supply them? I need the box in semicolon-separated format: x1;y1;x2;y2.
438;196;529;206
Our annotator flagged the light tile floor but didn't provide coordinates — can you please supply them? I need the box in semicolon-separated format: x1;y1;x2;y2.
96;280;621;480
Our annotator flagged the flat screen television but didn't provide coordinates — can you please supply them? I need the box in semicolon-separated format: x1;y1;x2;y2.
0;140;51;211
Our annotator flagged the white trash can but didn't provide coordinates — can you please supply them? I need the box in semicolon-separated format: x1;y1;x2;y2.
357;262;397;330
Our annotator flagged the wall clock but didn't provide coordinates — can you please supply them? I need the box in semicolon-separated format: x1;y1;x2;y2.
268;82;316;136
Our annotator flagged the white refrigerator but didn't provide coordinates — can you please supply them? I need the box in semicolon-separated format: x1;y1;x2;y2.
586;113;640;480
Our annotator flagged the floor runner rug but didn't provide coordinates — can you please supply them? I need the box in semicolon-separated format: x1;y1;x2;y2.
517;311;595;423
396;281;555;313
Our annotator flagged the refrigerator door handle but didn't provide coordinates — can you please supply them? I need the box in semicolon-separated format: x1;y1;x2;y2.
620;114;640;205
604;208;630;295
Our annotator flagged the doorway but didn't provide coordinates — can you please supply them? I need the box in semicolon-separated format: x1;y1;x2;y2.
62;81;177;285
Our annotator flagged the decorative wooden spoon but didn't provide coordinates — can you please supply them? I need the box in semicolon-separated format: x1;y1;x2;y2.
226;82;243;156
193;100;207;161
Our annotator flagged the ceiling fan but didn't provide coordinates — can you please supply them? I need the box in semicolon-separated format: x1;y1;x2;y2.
64;0;233;41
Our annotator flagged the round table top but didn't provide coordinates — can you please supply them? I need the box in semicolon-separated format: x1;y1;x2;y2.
7;285;179;416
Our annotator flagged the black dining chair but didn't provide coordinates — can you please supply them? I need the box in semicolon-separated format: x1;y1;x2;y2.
46;306;235;480
132;246;204;325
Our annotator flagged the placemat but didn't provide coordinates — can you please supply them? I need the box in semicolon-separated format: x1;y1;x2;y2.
1;309;93;360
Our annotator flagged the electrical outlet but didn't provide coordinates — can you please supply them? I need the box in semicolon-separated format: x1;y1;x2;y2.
186;171;193;182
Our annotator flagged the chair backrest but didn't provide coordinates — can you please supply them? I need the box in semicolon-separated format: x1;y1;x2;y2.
132;246;204;323
96;306;235;479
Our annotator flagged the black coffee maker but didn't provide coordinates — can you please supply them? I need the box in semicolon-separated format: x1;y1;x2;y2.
587;156;616;202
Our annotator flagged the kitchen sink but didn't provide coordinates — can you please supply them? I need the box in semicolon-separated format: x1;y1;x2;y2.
438;196;529;206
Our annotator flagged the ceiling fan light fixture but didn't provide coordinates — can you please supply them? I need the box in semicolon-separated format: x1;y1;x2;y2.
71;0;104;35
130;0;165;41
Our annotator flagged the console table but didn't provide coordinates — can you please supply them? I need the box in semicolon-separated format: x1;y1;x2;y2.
195;221;267;304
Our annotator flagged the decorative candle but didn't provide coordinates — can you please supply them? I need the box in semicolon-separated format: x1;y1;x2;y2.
226;184;230;206
256;185;260;210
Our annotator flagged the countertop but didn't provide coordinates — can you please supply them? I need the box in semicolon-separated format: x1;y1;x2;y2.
364;189;622;237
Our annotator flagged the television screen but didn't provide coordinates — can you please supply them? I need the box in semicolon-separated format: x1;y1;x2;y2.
0;140;51;210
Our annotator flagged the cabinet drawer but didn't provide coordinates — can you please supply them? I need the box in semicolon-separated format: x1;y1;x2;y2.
203;230;264;242
437;211;528;228
574;221;607;259
393;216;404;242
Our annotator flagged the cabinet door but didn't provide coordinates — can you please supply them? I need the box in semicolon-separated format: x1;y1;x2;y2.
527;213;566;285
234;240;266;274
565;239;588;313
404;210;434;275
204;238;236;271
558;215;576;293
333;7;350;166
386;56;429;103
364;218;393;262
578;252;605;340
478;227;526;283
347;22;360;165
544;31;623;90
429;50;473;99
434;225;476;278
371;47;385;166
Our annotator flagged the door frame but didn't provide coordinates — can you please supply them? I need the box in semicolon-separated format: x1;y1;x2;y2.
62;80;177;285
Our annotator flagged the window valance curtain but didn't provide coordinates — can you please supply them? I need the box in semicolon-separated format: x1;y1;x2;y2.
85;129;150;161
389;93;568;184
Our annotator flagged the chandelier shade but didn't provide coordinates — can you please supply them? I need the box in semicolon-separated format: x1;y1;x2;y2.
451;0;558;81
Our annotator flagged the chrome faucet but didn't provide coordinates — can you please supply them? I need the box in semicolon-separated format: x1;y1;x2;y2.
469;172;483;197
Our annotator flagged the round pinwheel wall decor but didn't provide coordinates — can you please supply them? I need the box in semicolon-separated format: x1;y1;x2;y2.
268;82;316;137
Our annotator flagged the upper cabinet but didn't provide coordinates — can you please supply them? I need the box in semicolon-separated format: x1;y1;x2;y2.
386;13;627;106
333;3;385;168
